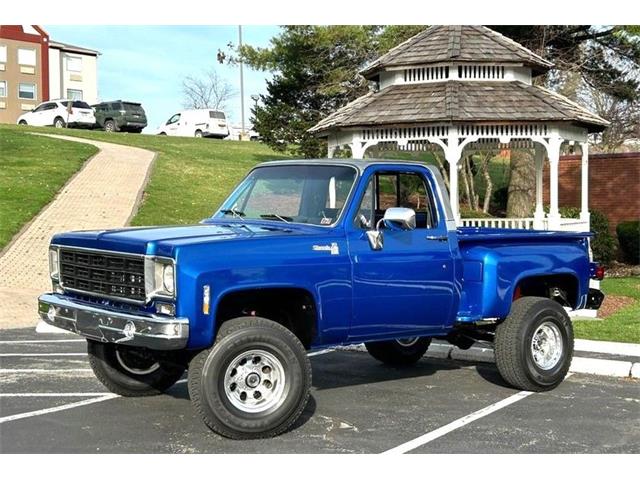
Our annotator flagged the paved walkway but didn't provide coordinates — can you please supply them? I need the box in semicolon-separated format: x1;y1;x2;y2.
0;134;155;329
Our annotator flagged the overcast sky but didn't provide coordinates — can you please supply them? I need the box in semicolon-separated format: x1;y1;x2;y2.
44;25;280;132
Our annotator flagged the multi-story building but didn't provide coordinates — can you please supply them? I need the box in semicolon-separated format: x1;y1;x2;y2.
0;25;98;124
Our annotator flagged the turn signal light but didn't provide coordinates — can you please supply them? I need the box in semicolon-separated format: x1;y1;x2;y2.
594;265;605;281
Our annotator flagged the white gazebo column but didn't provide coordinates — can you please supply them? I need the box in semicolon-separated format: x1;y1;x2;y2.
446;149;461;225
546;137;562;229
351;141;365;159
580;141;590;225
533;144;545;229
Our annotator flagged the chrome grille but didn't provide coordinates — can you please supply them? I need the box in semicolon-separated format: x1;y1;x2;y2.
59;248;145;302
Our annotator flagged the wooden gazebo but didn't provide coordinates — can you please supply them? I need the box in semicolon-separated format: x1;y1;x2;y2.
309;25;609;231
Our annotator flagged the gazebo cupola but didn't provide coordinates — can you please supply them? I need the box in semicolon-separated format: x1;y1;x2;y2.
309;25;609;231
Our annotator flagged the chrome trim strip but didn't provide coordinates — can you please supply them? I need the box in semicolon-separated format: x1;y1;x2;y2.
38;293;189;350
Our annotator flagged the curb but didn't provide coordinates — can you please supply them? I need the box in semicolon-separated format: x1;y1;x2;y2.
427;341;640;379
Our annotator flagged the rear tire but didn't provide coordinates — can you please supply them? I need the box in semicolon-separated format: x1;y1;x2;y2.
495;297;573;392
365;337;432;366
194;129;203;138
188;316;311;439
54;117;65;128
87;340;185;397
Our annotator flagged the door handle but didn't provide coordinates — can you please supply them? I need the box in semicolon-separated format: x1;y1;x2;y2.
426;235;448;242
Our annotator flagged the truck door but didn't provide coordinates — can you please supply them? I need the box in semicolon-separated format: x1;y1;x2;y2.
346;166;456;341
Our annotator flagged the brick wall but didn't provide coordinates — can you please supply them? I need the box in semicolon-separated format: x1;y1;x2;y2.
543;152;640;232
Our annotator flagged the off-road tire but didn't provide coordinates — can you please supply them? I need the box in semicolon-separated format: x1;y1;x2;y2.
87;340;185;397
365;337;432;366
495;296;573;392
54;117;65;128
188;316;312;439
104;119;116;132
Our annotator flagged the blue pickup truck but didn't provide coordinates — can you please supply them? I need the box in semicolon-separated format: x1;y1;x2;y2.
39;159;604;439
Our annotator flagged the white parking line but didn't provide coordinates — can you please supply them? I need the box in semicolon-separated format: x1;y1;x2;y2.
0;394;118;424
0;393;108;397
0;369;93;373
382;390;535;454
0;353;87;357
0;339;85;344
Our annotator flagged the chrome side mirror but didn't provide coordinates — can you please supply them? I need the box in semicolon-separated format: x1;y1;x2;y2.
383;207;416;230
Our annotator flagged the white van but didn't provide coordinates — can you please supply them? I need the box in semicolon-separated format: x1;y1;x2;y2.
157;109;229;138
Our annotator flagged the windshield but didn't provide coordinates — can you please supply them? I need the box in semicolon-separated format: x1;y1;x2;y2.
215;164;357;226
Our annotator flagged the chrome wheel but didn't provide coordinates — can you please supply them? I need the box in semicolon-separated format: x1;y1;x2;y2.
115;348;160;375
223;349;287;414
530;321;564;370
396;337;419;347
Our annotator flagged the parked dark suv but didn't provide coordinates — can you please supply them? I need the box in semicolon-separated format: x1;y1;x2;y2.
92;100;147;133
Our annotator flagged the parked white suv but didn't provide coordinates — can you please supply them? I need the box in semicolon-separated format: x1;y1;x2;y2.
17;99;96;128
156;109;229;138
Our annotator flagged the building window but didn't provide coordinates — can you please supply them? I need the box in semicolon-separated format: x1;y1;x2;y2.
18;48;37;66
66;56;82;72
0;81;6;97
67;89;83;100
18;83;36;100
0;45;7;63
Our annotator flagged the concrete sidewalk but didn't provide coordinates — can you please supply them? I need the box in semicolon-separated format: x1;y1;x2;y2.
0;134;155;329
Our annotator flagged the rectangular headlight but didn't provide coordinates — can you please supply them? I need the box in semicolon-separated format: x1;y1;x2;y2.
144;257;176;300
48;247;60;280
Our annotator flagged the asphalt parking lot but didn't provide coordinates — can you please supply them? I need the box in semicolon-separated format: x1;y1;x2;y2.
1;327;639;454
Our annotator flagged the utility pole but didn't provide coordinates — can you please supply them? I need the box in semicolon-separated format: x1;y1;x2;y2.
238;25;246;140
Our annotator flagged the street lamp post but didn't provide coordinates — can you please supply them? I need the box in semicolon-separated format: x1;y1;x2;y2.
238;25;246;141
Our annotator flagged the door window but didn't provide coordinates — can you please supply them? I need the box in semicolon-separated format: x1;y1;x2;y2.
354;171;438;229
167;113;180;125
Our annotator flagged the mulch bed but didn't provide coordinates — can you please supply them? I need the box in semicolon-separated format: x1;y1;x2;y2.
598;295;636;318
605;261;640;278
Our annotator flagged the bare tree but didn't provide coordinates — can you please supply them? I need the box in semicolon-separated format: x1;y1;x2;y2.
182;69;237;111
587;86;640;152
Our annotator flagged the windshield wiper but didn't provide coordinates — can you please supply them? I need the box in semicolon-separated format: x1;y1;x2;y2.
220;208;245;218
260;213;292;223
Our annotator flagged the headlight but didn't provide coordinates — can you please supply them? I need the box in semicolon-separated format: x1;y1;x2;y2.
49;247;60;280
145;257;176;300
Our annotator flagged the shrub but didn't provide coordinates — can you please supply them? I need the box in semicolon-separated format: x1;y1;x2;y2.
589;210;616;265
616;221;640;265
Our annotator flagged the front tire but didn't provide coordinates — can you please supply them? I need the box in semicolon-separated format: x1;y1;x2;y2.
495;297;573;392
18;120;27;125
104;119;116;132
365;337;432;366
87;340;185;397
194;129;203;138
188;317;311;439
54;117;65;128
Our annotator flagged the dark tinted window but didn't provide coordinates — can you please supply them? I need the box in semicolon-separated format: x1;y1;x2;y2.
110;102;122;110
209;111;225;120
123;102;144;113
61;101;92;109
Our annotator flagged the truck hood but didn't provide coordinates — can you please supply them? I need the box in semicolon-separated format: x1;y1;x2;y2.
51;220;321;257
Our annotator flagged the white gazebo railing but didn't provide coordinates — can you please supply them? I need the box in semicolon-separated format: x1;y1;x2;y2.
461;217;590;231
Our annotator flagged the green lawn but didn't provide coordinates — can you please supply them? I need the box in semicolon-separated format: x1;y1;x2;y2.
573;277;640;343
0;127;98;250
2;125;289;226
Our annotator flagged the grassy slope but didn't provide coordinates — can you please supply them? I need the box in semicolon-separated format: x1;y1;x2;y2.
573;277;640;343
0;127;98;249
3;125;289;226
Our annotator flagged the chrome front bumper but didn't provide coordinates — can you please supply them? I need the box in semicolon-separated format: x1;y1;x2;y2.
38;293;189;350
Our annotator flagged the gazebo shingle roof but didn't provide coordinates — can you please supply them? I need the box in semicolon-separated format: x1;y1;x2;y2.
360;25;554;79
309;81;609;134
